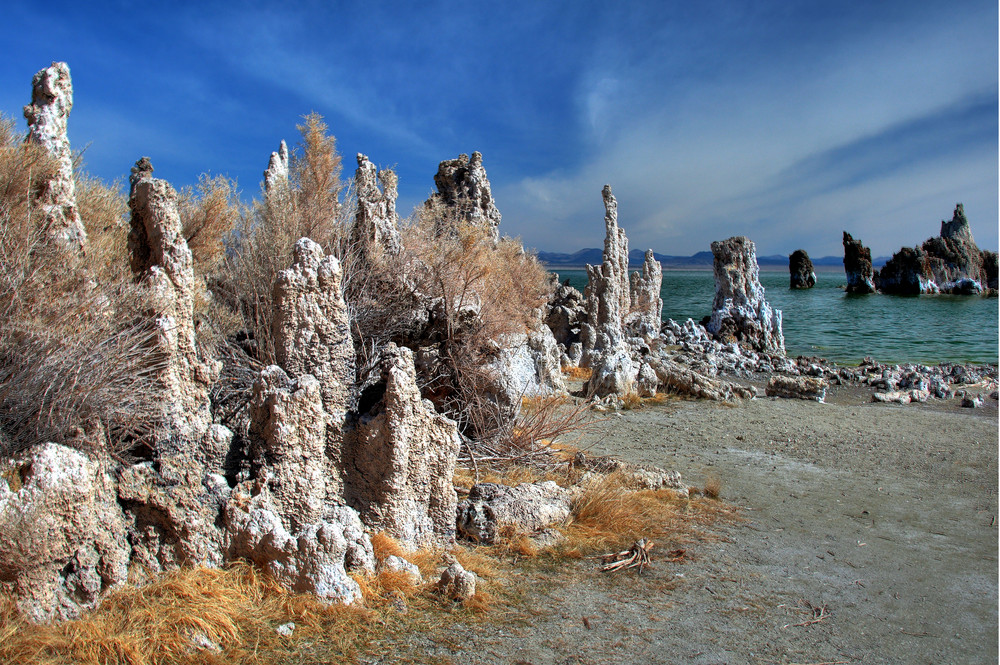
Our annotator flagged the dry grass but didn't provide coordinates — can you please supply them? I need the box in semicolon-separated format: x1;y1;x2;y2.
702;474;722;500
562;366;592;381
558;472;738;557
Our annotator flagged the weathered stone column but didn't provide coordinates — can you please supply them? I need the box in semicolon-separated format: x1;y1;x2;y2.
23;62;87;257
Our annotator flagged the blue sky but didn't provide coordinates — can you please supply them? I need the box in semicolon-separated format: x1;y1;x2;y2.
1;0;996;257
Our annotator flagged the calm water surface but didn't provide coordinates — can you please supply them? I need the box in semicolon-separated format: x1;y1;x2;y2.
554;269;999;366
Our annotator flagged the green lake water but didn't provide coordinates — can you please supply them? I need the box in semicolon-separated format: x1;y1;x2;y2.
553;269;999;366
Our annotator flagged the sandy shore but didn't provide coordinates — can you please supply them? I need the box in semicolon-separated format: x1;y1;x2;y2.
392;381;998;664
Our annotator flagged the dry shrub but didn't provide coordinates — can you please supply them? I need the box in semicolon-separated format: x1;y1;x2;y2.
0;116;162;458
209;113;347;365
702;474;722;500
401;209;550;439
620;391;642;410
559;472;737;556
179;173;244;276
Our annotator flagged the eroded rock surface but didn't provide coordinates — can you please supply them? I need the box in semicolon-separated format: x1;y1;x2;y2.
843;232;876;294
250;367;341;530
765;375;827;402
24;62;86;256
225;486;373;604
706;236;784;354
128;157;219;451
263;140;289;195
583;185;630;344
627;249;663;338
789;250;816;289
457;481;571;544
351;154;401;256
273;238;355;417
877;204;993;295
426;151;502;243
0;444;129;622
345;344;461;549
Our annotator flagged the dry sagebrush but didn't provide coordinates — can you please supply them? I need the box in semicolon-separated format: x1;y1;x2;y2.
0;115;163;459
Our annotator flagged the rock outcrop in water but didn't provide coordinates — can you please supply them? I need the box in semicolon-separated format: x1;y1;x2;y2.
876;204;994;295
23;62;87;258
788;249;816;289
843;232;876;294
706;236;784;354
425;152;502;243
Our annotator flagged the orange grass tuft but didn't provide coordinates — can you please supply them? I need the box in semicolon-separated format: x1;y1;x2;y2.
562;366;592;380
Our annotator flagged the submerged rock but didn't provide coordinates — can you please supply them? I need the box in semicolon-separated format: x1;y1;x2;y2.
788;250;816;289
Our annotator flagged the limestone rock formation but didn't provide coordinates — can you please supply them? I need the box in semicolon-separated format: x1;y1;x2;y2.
437;554;476;600
225;487;373;604
571;453;686;493
583;185;630;342
273;238;355;417
0;443;129;622
765;375;828;402
345;344;461;549
545;282;586;348
706;237;784;354
627;249;663;338
874;246;937;295
583;327;638;398
263;140;289;195
456;481;571;544
351;154;401;256
23;62;87;256
843;232;876;294
644;355;756;402
426;151;502;243
875;205;993;295
250;367;341;530
128;157;219;451
788;250;816;289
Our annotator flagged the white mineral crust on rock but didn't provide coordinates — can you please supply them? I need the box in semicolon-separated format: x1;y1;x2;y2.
345;344;461;549
706;236;784;354
0;443;129;622
351;153;401;256
273;237;356;417
23;62;87;256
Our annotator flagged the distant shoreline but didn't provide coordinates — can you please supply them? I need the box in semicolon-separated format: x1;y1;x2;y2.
542;264;849;273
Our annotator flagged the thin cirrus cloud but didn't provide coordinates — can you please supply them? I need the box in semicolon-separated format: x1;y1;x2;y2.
0;0;994;260
498;1;998;258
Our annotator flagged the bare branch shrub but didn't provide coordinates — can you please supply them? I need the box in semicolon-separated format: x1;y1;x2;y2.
207;113;347;366
0;117;164;458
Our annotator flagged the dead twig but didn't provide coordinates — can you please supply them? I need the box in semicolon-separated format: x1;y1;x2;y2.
782;600;829;628
599;538;654;573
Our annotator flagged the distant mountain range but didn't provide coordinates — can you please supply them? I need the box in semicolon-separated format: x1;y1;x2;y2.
536;248;889;269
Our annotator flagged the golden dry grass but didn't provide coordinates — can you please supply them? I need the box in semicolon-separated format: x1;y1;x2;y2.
562;366;592;380
557;472;738;557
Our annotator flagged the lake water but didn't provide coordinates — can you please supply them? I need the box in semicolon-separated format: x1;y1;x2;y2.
553;269;999;366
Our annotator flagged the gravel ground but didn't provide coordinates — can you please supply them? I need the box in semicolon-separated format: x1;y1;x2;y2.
392;383;998;665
